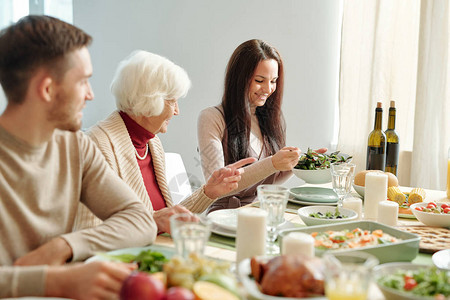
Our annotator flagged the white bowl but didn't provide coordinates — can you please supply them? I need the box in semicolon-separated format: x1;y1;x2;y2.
410;202;450;228
297;206;358;226
292;168;331;184
373;262;440;300
352;184;365;198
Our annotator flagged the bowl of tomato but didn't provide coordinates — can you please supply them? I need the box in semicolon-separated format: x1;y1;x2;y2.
410;202;450;228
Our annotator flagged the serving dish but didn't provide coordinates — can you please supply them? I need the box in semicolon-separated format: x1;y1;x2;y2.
410;202;450;228
237;257;326;300
292;168;331;184
373;262;449;300
352;183;365;198
279;221;420;263
297;206;357;226
289;187;338;203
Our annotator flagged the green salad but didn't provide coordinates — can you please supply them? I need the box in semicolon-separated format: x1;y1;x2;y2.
99;249;168;273
309;207;348;219
378;267;450;298
295;148;352;170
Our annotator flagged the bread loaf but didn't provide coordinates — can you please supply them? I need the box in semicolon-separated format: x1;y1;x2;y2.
354;170;398;187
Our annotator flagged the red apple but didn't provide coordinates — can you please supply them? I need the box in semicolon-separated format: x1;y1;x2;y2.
165;287;195;300
120;271;165;300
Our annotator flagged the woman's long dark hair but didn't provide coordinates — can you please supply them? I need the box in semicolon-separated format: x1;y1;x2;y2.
221;39;285;165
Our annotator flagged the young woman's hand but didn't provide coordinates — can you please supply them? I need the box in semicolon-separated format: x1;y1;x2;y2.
271;146;301;171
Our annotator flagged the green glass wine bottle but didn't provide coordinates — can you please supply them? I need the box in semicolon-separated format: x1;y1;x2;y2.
385;100;399;176
366;101;386;170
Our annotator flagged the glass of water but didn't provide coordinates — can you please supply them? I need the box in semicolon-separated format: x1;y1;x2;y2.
170;213;211;258
330;162;356;207
257;184;289;256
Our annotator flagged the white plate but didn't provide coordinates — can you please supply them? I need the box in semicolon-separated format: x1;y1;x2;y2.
432;249;450;270
289;197;337;206
238;258;326;300
85;244;173;263
211;224;236;238
208;209;238;231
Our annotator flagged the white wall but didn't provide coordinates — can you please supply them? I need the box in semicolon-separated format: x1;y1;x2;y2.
73;0;342;185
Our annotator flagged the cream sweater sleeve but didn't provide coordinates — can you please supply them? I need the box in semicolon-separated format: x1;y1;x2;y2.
0;266;47;298
197;107;280;196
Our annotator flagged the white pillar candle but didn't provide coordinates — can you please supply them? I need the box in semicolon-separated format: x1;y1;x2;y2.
343;197;363;220
364;172;388;220
281;232;315;257
235;207;267;264
377;200;398;226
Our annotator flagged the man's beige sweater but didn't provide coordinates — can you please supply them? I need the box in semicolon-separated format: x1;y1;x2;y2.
0;125;157;298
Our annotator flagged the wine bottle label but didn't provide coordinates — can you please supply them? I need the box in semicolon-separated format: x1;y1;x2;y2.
366;146;386;171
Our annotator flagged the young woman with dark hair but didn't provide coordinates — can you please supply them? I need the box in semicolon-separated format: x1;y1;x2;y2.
197;39;301;212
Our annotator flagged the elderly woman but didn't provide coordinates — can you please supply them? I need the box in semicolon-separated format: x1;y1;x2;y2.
74;50;254;233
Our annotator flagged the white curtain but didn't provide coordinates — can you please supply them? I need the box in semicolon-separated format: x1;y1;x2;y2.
411;0;450;190
338;0;450;190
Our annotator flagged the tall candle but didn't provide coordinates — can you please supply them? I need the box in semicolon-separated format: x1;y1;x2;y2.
235;207;267;264
343;197;363;220
364;172;388;220
281;232;314;257
377;200;398;226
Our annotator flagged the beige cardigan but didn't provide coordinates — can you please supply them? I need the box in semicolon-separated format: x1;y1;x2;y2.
74;111;214;230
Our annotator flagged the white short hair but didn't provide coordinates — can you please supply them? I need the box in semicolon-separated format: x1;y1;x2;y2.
111;50;191;117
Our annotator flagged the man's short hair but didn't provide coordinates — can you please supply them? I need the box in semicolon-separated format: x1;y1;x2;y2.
0;15;92;104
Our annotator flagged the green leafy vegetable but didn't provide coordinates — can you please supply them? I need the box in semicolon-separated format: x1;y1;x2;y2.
99;249;168;273
378;267;450;297
295;148;352;170
309;207;348;219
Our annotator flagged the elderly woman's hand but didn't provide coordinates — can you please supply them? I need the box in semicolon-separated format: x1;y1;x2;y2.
153;205;196;233
204;157;257;199
271;146;301;171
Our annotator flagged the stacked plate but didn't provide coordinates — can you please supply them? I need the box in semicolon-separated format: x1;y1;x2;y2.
289;187;339;206
208;209;238;238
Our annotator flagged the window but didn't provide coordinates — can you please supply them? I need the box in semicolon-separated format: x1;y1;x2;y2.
0;0;73;30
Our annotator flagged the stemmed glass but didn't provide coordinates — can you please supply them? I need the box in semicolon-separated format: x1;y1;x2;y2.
257;184;289;256
330;162;356;207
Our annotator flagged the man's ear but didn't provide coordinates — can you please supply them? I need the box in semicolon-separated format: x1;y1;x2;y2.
37;76;54;103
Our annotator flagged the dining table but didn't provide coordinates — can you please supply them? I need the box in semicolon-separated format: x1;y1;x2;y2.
154;179;450;300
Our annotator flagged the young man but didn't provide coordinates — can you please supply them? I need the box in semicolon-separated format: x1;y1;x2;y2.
0;15;158;298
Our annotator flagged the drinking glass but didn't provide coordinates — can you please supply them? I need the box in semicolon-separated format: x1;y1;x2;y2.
323;252;379;300
170;213;211;258
330;162;356;207
257;184;289;256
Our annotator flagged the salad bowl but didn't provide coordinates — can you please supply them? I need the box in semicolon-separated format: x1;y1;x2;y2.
373;262;449;300
297;206;357;226
293;149;351;184
410;202;450;228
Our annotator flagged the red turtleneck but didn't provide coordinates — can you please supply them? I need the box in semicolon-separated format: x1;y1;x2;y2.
119;111;166;211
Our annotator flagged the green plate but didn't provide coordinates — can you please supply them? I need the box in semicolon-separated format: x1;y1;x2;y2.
289;187;339;203
85;244;174;263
